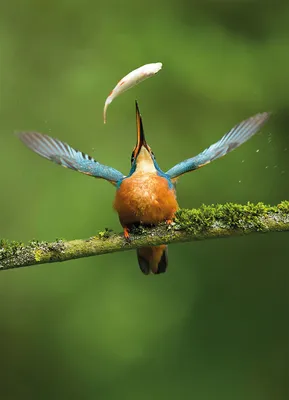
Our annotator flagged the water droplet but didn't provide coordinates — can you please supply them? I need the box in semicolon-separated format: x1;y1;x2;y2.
281;170;285;174
256;149;260;153
265;166;269;169
238;180;242;183
241;160;245;163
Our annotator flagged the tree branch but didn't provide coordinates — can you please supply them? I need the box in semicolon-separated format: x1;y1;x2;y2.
1;201;289;271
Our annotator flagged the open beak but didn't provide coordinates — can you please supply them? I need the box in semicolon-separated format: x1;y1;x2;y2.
133;101;150;159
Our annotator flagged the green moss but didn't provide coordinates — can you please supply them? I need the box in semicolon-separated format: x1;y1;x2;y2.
30;240;66;263
0;240;24;261
174;201;289;234
98;228;114;239
131;225;147;235
1;201;289;269
277;200;289;213
55;237;66;243
34;248;45;262
0;237;65;265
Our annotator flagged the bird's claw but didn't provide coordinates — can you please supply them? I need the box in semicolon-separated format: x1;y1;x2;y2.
123;227;131;243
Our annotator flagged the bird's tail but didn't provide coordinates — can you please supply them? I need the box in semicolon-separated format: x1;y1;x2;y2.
137;245;168;275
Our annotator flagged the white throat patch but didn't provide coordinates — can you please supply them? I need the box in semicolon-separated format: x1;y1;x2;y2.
135;147;157;173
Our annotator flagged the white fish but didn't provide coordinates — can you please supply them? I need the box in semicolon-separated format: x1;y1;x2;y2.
103;62;162;123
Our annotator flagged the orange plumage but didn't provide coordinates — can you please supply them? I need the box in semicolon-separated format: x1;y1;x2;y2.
113;103;178;274
114;166;178;275
114;172;178;226
18;99;270;275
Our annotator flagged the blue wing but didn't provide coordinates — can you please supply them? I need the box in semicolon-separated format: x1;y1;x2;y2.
166;112;270;180
18;132;125;184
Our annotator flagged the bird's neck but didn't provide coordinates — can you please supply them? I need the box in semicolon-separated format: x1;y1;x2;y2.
135;147;157;174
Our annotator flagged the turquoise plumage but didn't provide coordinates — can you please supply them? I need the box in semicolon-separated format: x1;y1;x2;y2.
18;102;270;274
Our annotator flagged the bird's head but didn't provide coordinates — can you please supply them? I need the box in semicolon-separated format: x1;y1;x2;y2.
129;101;157;174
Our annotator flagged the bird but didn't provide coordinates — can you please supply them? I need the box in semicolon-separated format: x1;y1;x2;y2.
18;102;270;275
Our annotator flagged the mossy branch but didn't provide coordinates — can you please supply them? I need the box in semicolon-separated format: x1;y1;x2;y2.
1;201;289;271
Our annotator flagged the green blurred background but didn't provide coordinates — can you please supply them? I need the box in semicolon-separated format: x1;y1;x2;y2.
0;1;289;399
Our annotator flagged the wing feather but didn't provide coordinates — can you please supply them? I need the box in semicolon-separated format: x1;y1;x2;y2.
18;132;124;184
166;112;270;179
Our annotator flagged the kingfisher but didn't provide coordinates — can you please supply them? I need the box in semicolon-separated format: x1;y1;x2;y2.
18;102;269;275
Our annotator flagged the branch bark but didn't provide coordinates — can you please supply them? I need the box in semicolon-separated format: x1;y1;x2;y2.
1;201;289;271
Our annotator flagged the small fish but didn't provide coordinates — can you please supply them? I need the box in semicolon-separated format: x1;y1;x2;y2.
103;62;162;123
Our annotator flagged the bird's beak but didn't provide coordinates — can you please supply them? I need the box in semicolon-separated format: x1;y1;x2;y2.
133;101;151;159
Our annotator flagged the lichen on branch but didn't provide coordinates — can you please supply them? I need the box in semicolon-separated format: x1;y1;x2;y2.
1;201;289;271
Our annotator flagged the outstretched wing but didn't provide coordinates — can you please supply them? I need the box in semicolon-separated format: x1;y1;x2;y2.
166;112;270;180
18;132;124;184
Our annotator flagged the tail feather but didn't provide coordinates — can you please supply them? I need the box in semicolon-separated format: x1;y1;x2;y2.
137;245;168;275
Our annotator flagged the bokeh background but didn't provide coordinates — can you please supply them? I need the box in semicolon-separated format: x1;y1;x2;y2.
0;1;289;399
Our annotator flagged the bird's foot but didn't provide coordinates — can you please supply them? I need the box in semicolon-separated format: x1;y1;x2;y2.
123;227;131;243
165;219;175;230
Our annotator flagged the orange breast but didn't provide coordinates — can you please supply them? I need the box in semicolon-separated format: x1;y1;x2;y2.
113;172;178;226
